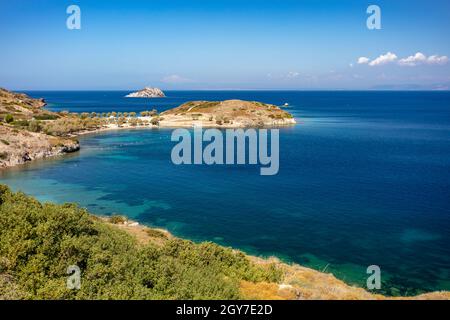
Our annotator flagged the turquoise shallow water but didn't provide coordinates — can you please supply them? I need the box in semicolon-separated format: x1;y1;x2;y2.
1;91;450;295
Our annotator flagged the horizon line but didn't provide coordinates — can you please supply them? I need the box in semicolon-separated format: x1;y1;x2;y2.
9;88;450;92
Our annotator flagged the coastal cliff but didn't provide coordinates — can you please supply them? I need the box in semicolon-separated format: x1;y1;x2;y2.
125;87;165;98
0;126;79;168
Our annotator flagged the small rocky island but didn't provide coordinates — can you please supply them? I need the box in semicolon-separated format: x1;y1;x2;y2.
125;87;165;98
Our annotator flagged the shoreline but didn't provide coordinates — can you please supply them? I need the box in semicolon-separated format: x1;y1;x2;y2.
100;215;450;300
75;118;297;136
4;183;448;300
1;179;448;299
1;117;296;170
0;90;296;170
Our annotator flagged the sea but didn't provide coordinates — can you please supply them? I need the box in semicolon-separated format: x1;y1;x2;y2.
1;90;449;295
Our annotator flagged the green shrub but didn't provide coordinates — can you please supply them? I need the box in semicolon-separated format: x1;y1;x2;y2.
0;139;9;146
0;152;8;160
12;120;29;127
0;185;282;300
5;114;14;123
34;114;58;121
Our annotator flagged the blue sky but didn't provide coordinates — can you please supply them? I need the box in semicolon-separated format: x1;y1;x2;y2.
1;0;450;90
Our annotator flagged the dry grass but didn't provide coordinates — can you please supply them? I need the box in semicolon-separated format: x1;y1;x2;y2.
105;217;172;246
245;256;450;300
0;88;55;121
111;223;449;300
240;281;298;300
160;99;295;128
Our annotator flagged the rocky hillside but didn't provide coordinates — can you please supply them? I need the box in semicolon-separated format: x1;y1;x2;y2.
0;88;57;120
160;99;296;127
125;87;165;98
0;126;79;168
0;89;79;169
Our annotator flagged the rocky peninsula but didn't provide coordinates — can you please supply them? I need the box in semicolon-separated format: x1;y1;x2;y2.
160;99;296;128
125;87;165;98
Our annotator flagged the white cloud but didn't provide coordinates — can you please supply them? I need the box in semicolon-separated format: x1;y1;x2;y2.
398;52;448;66
369;52;398;66
398;52;427;66
357;57;370;64
161;74;193;84
360;52;449;67
427;55;449;65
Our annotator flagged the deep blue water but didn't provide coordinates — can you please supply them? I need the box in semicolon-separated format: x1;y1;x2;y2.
1;91;450;295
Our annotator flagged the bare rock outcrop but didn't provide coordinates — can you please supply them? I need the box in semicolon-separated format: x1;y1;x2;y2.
125;87;165;98
0;126;80;169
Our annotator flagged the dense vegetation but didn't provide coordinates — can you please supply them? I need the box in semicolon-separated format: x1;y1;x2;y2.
0;185;281;299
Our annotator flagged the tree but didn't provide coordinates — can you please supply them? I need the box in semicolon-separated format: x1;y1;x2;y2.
151;116;160;126
80;113;89;120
